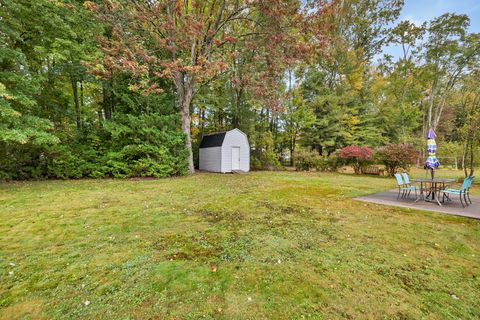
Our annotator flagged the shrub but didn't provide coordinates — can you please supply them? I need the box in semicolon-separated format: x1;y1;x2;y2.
105;155;133;178
376;143;420;176
294;148;319;171
338;145;373;174
324;152;342;172
250;131;282;170
35;113;189;180
47;147;87;179
314;155;329;172
102;113;189;178
0;143;50;180
294;148;339;172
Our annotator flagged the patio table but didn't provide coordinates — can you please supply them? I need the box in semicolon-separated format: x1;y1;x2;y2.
411;178;455;206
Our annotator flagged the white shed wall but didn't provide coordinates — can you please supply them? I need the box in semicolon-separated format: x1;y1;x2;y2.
199;146;222;172
221;129;250;172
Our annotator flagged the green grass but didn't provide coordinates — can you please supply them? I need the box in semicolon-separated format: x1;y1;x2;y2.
1;171;479;319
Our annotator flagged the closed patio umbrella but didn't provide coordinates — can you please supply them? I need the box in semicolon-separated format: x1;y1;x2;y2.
424;128;440;178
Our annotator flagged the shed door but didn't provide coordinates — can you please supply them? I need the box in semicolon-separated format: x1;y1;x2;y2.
231;147;240;170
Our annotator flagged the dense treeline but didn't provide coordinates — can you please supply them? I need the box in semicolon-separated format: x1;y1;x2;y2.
1;0;479;180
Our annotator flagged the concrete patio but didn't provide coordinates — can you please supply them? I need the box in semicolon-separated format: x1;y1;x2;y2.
354;190;480;219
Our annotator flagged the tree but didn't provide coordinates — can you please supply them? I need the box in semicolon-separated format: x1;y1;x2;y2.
0;84;58;147
2;0;480;181
281;85;315;165
89;0;313;174
387;20;426;141
338;145;373;174
0;0;63;178
456;71;480;177
424;14;479;131
376;143;419;176
300;0;403;154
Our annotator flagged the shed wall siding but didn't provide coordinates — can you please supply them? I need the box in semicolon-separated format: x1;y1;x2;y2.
221;129;250;172
199;147;222;172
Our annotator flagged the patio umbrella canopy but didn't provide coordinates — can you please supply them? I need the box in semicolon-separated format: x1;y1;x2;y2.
424;128;440;178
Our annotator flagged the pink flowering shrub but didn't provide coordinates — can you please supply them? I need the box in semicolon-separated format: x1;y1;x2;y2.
339;145;373;174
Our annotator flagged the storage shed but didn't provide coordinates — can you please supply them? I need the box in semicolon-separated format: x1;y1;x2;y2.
199;128;250;173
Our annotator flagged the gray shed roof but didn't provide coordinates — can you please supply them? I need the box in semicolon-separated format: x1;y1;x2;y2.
199;132;226;148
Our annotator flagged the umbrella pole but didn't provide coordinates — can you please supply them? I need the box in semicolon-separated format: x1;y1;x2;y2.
430;169;434;179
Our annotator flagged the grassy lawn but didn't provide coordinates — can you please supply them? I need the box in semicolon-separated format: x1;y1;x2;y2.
1;171;479;319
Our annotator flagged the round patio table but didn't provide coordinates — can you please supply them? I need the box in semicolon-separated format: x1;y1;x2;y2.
411;178;455;206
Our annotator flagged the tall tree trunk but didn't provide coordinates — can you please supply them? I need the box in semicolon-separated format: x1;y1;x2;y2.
174;72;195;174
462;137;470;178
110;73;115;117
469;140;475;177
71;77;81;130
80;80;84;109
427;87;435;130
200;107;205;141
290;134;296;166
421;101;427;139
101;83;110;121
234;87;243;128
181;90;195;174
428;61;439;130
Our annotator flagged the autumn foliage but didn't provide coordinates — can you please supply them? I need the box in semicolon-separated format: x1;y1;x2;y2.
86;0;330;173
339;145;373;174
377;143;420;176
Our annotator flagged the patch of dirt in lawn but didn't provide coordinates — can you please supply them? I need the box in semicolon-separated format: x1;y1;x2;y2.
374;263;435;292
0;299;46;320
152;232;223;262
256;200;313;217
198;208;245;224
151;229;254;264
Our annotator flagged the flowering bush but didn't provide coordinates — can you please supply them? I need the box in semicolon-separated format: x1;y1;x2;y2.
376;143;420;176
339;145;373;174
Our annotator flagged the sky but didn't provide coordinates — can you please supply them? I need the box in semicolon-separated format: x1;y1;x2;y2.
380;0;480;59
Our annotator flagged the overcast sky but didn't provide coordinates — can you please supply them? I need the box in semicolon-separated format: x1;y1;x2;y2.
380;0;480;59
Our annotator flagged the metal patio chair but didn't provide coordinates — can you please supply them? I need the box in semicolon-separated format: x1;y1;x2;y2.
394;173;421;200
401;172;425;200
440;176;475;208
